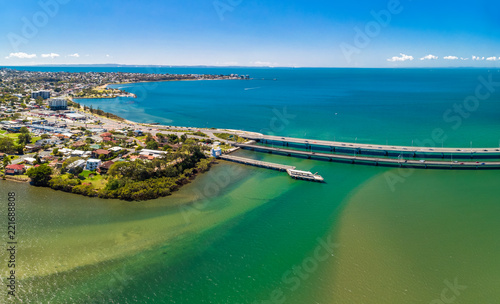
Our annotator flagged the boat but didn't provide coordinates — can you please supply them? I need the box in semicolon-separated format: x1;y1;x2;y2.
286;169;324;182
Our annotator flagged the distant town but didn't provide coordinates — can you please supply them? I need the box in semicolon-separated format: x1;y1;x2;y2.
0;68;247;200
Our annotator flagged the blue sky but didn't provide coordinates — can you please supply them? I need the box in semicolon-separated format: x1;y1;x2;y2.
1;0;499;67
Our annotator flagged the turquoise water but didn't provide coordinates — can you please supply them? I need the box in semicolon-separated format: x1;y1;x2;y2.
2;67;500;303
76;67;500;147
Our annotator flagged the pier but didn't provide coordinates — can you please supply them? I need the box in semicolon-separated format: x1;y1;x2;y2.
219;154;296;171
235;143;500;170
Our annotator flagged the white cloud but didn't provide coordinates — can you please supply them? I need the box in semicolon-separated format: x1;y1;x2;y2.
486;56;497;61
444;56;459;60
68;53;80;58
106;54;111;58
41;53;60;59
253;61;271;66
387;53;414;62
472;56;485;61
5;52;37;59
461;57;469;60
420;54;438;60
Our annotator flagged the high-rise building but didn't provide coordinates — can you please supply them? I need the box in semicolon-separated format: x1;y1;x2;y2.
48;98;68;110
31;90;51;99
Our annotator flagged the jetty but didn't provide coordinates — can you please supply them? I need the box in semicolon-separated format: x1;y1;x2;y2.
218;154;325;182
219;154;296;171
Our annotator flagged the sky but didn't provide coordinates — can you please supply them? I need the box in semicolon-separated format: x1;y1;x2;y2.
0;0;499;67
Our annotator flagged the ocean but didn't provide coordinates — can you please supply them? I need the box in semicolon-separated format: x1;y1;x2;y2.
2;67;500;303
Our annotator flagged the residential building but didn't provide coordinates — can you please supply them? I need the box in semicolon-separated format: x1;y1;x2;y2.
211;146;222;157
92;149;111;158
98;161;115;174
48;98;68;110
67;159;86;173
31;90;51;99
85;159;101;171
5;164;25;175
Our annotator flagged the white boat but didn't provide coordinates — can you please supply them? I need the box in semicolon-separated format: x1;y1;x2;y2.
286;169;324;182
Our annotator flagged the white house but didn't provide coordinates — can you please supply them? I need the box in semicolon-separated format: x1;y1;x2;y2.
70;150;85;157
211;146;222;157
139;149;167;158
24;157;37;165
85;159;102;171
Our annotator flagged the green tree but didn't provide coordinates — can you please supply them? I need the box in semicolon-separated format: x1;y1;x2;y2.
146;140;159;150
18;132;32;145
27;164;53;186
35;96;44;106
2;156;12;170
0;137;15;153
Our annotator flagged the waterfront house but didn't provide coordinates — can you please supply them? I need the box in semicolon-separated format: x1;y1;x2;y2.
85;159;101;171
98;161;114;174
67;159;86;173
5;164;25;175
211;146;222;157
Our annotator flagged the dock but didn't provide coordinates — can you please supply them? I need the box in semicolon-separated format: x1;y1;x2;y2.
219;154;296;171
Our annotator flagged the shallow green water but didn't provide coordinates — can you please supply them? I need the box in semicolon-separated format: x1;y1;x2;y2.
1;152;499;303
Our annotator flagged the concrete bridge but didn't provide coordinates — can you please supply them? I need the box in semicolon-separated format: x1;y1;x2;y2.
237;134;500;160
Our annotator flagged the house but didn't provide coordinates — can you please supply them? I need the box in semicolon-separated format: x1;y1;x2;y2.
85;159;101;171
5;164;25;175
35;138;57;147
138;154;155;161
139;149;167;158
98;161;114;174
72;141;86;148
92;149;111;159
101;136;113;142
24;157;37;165
25;145;41;153
211;146;222;157
67;159;86;173
58;148;73;155
108;147;122;153
70;150;85;157
167;143;183;151
99;132;113;139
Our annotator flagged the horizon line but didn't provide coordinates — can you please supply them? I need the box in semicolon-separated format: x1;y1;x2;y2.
1;64;500;69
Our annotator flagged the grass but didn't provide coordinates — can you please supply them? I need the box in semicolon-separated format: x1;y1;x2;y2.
78;170;107;189
0;132;40;145
219;144;233;151
214;133;246;143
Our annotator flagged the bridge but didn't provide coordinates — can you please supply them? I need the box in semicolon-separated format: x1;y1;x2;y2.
235;143;500;170
236;134;500;160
